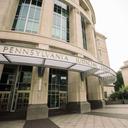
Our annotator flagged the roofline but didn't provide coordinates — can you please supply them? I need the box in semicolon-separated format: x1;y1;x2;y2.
85;0;96;24
96;32;107;39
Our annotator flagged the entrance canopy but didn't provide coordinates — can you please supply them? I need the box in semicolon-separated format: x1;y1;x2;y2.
0;44;116;84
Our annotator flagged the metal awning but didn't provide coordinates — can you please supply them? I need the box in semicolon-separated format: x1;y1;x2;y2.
0;44;116;84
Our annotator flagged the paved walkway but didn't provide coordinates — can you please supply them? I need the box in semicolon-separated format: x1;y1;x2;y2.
51;114;128;128
0;120;25;128
50;105;128;128
92;104;128;114
0;105;128;128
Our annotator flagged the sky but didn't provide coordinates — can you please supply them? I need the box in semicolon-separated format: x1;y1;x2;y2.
90;0;128;71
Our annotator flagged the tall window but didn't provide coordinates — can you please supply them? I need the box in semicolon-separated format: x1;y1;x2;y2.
52;0;69;42
81;15;87;49
12;0;42;33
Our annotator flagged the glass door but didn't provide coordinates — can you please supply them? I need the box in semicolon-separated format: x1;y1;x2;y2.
15;66;32;112
0;64;32;112
59;91;67;109
0;65;18;112
48;68;68;109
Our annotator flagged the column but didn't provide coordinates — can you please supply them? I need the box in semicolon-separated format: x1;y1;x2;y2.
69;7;83;48
40;0;54;37
26;67;49;120
86;24;98;58
67;71;90;113
87;76;105;109
0;0;18;30
100;80;106;107
0;0;9;30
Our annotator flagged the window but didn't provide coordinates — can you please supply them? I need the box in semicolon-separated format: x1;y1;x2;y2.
81;15;87;49
12;0;42;33
52;0;69;42
48;68;68;109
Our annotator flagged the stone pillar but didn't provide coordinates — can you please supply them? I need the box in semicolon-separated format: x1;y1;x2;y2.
26;67;49;120
69;7;83;48
86;24;97;58
100;80;106;107
0;0;9;30
87;76;104;109
67;71;90;113
0;0;18;30
40;0;54;37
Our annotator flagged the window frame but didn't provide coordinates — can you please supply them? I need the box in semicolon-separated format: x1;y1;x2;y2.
52;0;69;42
81;15;87;50
12;0;42;33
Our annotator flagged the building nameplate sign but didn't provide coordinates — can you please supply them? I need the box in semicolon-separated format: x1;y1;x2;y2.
0;45;115;76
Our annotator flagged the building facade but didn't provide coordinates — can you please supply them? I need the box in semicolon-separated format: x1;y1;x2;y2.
0;0;116;120
96;32;115;98
121;61;128;86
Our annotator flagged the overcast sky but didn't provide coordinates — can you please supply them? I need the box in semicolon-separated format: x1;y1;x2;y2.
90;0;128;71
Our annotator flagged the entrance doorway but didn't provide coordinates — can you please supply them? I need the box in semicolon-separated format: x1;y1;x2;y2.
59;91;67;109
0;64;32;119
48;68;68;115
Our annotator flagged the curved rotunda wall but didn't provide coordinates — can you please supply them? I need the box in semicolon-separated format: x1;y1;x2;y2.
0;0;97;60
0;0;115;83
0;0;116;120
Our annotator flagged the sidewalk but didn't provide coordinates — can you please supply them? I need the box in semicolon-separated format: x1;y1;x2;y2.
51;114;128;128
0;104;128;128
50;104;128;128
92;104;128;114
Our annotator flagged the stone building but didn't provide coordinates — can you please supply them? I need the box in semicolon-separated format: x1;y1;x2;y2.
0;0;116;120
96;32;115;98
121;61;128;86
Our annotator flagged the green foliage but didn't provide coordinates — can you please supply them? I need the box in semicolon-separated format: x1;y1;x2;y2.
114;71;124;91
109;92;120;100
109;86;128;101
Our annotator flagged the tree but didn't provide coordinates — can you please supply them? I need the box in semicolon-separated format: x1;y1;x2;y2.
114;71;124;91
